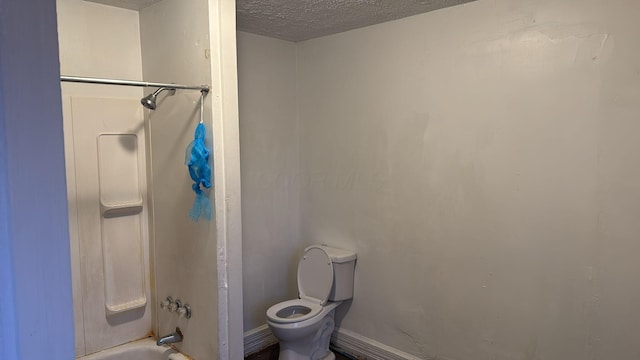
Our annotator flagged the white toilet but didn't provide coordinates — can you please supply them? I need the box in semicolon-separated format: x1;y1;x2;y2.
266;245;357;360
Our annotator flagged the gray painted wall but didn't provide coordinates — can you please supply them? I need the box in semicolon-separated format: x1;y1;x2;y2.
237;32;300;331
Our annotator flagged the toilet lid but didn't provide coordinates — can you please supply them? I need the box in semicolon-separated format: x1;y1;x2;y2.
297;246;333;305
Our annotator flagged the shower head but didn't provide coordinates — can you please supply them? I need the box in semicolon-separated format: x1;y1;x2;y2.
141;87;175;110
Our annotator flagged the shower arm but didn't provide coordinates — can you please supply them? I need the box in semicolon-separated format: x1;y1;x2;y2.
60;75;209;93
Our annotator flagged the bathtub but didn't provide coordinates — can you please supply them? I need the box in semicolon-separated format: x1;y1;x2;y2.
79;338;191;360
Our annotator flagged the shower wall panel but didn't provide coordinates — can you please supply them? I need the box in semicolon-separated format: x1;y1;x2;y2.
64;96;151;355
140;0;218;358
57;1;146;355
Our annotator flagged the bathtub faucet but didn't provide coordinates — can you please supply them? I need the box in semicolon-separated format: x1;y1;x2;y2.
157;327;183;346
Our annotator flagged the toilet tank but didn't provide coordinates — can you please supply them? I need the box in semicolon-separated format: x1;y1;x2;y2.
307;245;357;301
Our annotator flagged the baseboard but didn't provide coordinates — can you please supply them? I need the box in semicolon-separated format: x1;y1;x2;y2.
243;324;423;360
243;324;278;356
331;328;424;360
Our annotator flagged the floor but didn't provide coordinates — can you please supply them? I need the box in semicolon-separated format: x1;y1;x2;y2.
245;343;355;359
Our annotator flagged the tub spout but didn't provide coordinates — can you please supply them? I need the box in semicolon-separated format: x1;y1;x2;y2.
157;327;183;346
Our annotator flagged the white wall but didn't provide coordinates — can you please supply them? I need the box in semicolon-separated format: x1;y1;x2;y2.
237;32;300;331
57;0;143;98
238;0;640;358
57;0;143;82
0;0;75;358
208;1;244;357
297;0;640;358
139;1;218;358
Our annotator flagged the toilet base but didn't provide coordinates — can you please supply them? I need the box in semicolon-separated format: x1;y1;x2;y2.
274;310;336;360
278;348;335;360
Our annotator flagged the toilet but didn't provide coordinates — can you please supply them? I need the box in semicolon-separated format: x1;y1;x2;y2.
266;245;357;360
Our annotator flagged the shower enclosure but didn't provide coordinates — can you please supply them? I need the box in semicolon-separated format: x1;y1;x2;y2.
56;0;242;358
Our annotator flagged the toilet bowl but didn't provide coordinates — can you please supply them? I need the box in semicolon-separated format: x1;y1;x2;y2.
266;245;356;360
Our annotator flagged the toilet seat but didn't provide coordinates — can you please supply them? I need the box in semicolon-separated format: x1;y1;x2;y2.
266;299;323;324
267;246;335;325
267;246;333;324
297;246;334;305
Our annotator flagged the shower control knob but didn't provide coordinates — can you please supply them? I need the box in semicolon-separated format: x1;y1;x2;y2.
160;296;173;310
178;304;192;319
169;299;182;313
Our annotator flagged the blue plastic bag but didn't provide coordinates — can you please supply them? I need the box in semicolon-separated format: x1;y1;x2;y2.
185;123;212;221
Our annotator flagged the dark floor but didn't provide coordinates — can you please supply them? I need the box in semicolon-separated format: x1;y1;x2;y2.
245;343;355;360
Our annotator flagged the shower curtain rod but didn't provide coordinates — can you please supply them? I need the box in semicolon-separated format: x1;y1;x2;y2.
60;75;209;93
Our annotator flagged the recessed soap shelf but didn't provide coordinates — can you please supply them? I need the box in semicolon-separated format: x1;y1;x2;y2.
100;200;143;218
105;297;147;316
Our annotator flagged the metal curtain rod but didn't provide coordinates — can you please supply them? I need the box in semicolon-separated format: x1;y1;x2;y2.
60;75;209;93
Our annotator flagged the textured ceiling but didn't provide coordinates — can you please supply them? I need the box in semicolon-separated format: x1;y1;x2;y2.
236;0;476;42
85;0;476;42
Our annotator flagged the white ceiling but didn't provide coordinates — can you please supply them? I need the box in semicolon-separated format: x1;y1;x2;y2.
85;0;476;42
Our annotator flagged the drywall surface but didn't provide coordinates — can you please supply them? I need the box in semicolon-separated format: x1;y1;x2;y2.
57;0;143;82
295;0;640;358
56;1;147;355
140;0;218;358
237;32;300;330
0;0;74;358
208;1;244;357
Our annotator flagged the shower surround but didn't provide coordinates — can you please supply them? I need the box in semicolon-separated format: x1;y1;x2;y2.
58;0;241;358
